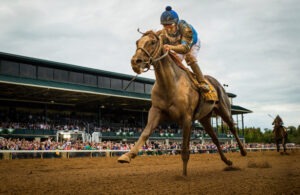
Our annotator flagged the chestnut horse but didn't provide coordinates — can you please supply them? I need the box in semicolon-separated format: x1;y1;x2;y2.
118;30;247;176
272;115;288;153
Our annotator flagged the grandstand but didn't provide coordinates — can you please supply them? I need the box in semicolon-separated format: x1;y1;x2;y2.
0;51;252;143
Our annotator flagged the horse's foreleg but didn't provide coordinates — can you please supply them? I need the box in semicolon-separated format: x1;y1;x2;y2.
276;140;280;152
181;118;192;176
282;138;287;153
118;107;162;163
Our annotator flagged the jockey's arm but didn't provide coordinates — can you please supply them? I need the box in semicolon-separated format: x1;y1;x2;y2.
166;44;190;54
164;22;194;54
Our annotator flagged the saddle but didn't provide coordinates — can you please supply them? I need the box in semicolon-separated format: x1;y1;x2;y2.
169;52;218;102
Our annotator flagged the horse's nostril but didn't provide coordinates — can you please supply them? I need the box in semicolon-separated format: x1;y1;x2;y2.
136;59;142;64
131;57;142;65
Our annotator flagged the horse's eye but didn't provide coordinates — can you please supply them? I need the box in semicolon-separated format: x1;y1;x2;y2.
151;40;156;45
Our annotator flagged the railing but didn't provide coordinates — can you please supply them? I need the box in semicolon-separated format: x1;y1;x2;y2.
245;147;300;152
1;147;299;160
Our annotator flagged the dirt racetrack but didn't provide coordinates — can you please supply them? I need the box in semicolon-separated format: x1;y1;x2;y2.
0;150;299;195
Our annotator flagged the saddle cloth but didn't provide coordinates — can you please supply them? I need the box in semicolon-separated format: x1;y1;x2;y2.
169;52;218;102
202;79;218;102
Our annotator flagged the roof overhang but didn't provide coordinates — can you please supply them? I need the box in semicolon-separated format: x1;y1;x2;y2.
0;75;152;111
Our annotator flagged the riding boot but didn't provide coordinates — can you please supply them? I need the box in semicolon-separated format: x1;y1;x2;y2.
189;62;210;93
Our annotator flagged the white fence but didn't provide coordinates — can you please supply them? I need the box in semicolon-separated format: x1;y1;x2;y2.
1;147;299;160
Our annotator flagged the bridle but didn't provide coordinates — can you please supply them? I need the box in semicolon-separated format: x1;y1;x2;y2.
123;31;169;91
135;32;169;72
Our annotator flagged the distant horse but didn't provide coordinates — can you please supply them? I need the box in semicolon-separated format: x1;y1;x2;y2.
118;30;247;176
272;115;288;153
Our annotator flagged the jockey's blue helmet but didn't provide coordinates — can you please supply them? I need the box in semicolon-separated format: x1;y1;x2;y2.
160;6;179;25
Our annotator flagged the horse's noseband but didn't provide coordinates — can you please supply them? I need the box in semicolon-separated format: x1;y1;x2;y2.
136;47;152;72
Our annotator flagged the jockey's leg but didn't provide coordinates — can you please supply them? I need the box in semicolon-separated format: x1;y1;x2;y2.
185;54;209;93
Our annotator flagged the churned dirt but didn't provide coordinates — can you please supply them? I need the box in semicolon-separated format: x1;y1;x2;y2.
0;150;299;195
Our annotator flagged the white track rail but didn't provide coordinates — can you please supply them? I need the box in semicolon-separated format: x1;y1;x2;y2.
0;147;299;160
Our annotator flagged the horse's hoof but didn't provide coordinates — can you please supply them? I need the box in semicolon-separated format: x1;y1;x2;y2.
241;150;247;156
118;154;131;163
227;160;233;166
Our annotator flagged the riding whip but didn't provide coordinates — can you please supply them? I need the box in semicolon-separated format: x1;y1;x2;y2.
123;74;138;91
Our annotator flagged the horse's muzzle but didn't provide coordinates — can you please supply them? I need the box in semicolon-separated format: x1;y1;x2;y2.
131;57;143;74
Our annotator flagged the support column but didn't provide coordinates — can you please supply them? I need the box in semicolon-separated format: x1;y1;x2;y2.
242;114;245;136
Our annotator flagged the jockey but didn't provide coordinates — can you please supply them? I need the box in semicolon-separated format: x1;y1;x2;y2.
272;115;287;132
158;6;209;92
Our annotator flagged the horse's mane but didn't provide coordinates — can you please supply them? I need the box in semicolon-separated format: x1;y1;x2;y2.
140;30;158;38
143;30;156;35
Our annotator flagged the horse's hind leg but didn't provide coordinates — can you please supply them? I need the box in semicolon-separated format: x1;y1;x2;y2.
200;115;232;166
215;108;247;156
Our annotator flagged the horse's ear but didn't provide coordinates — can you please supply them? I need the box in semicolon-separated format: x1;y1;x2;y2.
137;28;145;35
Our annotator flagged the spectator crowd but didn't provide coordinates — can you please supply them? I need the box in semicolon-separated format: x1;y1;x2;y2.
1;137;291;152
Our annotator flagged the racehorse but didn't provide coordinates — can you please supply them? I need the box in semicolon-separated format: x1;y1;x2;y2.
118;30;247;176
272;115;288;153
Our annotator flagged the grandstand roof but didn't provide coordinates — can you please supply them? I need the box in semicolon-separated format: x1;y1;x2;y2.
0;51;154;84
231;105;252;114
0;75;151;111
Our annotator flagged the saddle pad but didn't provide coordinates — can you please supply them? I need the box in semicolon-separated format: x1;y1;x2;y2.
202;79;218;102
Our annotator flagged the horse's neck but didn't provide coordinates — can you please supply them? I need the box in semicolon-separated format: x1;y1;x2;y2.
154;56;179;93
